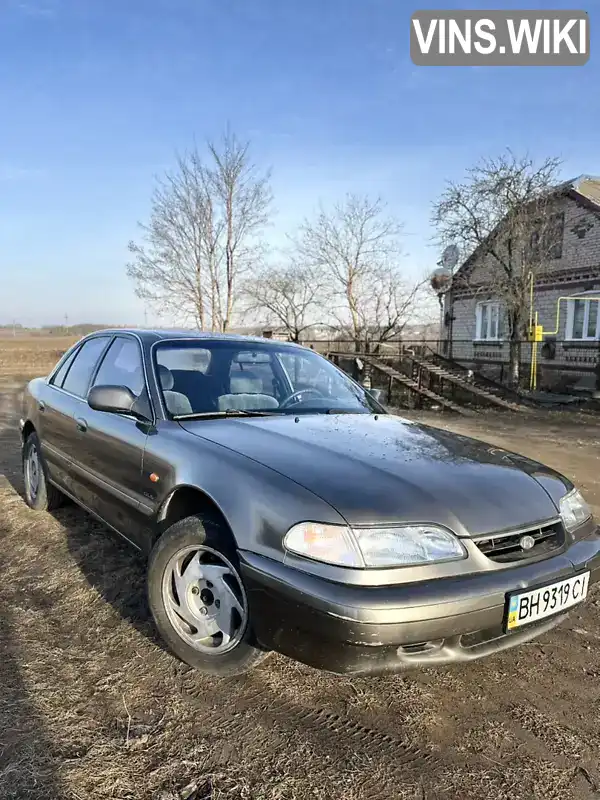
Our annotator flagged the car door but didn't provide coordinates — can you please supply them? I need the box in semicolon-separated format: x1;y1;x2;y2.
36;337;111;494
67;335;153;548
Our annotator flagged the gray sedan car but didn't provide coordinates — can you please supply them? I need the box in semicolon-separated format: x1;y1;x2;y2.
20;329;600;676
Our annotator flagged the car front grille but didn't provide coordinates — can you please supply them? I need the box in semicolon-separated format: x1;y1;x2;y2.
474;519;565;563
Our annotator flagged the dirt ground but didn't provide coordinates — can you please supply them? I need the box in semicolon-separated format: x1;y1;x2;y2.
3;373;600;800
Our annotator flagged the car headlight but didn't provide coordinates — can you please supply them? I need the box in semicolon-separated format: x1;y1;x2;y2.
560;488;592;532
283;522;466;568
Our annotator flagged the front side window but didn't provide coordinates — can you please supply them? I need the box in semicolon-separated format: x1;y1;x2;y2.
475;302;501;341
61;336;111;398
93;337;145;395
153;340;379;417
567;298;600;341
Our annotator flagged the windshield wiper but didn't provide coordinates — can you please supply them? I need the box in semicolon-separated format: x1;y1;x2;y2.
172;409;283;421
325;408;370;414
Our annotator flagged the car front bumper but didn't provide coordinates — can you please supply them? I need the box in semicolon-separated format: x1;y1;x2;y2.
239;526;600;675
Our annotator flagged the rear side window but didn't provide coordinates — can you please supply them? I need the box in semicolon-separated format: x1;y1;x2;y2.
229;354;277;396
51;347;80;388
156;347;211;373
93;338;145;395
62;337;110;398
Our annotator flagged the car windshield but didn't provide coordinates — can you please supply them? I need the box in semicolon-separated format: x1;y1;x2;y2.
153;340;381;418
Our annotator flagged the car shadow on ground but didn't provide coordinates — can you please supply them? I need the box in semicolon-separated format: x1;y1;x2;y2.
0;392;66;798
56;503;163;644
1;432;166;657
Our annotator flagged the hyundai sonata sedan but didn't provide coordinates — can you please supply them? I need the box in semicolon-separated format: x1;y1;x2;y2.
20;329;600;676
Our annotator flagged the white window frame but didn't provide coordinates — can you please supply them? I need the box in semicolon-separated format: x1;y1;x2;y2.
565;293;600;341
475;301;502;342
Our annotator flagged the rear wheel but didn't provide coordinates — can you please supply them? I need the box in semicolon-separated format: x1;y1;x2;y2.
23;432;64;512
148;515;270;677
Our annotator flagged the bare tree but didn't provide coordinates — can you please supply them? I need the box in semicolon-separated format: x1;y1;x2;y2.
244;262;322;342
356;264;425;350
296;194;421;351
127;131;272;331
433;150;563;385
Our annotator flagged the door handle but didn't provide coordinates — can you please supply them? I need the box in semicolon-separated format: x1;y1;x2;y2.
38;401;46;413
75;417;88;433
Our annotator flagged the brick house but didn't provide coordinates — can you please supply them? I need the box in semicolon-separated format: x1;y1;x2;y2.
442;176;600;393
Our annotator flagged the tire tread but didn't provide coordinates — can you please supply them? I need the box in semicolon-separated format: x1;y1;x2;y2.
148;514;270;677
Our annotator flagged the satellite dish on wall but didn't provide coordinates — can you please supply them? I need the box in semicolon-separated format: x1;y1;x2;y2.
439;244;459;270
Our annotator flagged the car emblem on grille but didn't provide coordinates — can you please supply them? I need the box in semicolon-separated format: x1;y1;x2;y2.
519;535;536;551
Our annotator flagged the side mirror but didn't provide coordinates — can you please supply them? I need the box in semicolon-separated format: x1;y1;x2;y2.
88;385;138;416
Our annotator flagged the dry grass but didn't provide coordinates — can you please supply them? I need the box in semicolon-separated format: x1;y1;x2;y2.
2;375;600;799
0;336;77;376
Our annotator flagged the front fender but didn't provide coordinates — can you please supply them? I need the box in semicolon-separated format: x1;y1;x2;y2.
142;421;346;563
20;378;46;439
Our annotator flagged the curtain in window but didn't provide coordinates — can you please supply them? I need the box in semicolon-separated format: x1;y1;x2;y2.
588;302;599;339
572;300;586;339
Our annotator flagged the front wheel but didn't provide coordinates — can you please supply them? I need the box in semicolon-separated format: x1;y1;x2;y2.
147;515;270;677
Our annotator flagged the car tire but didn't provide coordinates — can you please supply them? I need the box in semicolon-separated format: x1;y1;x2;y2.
23;432;64;512
148;514;271;677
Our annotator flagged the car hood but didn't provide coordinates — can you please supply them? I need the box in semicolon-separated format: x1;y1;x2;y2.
180;414;570;537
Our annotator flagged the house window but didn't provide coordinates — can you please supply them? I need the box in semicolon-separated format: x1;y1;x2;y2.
546;212;565;260
476;301;501;341
529;230;541;262
527;212;565;262
566;297;600;341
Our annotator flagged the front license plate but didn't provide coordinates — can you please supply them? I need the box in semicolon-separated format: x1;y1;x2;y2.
505;572;590;631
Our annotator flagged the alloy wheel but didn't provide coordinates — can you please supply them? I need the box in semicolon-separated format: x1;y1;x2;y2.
26;444;40;501
161;545;248;654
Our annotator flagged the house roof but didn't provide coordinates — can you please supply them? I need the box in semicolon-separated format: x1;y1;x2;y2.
451;175;600;283
569;175;600;206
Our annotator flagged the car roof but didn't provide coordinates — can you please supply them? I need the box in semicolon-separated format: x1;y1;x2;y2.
88;328;306;348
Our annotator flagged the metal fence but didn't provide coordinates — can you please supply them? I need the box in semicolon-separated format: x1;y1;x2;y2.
300;337;600;392
299;339;441;357
440;338;600;387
